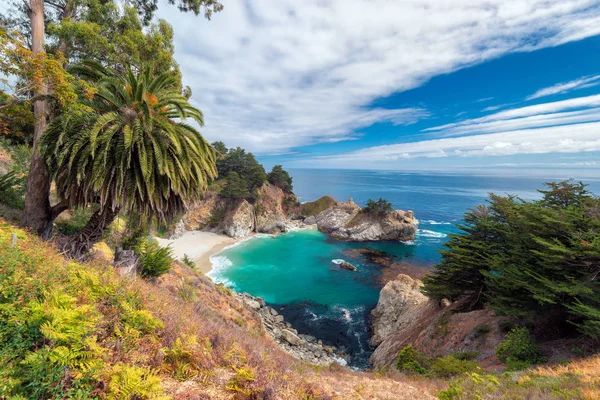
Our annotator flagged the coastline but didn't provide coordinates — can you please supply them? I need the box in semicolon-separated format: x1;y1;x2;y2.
155;231;238;274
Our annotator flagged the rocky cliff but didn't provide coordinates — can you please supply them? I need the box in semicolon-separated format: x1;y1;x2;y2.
303;198;418;242
178;182;300;239
178;190;417;243
370;274;507;370
236;293;341;366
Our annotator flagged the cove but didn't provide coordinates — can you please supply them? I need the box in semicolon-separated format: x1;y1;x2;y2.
208;227;453;367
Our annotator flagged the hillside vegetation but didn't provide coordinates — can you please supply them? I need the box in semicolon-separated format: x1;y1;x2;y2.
0;219;438;399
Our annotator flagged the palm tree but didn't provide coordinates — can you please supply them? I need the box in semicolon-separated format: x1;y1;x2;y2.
42;62;217;257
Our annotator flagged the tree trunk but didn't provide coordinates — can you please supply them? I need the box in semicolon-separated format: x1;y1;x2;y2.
22;0;53;238
63;206;120;259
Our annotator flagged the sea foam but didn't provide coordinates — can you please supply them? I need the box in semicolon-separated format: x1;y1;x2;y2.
417;229;448;238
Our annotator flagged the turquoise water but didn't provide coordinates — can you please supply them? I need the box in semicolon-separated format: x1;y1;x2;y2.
209;170;600;367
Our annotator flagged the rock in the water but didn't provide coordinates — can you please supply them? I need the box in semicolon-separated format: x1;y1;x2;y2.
339;261;357;271
306;199;418;242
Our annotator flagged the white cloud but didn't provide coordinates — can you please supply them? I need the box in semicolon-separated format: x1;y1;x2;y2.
427;94;600;133
158;0;600;154
526;74;600;100
314;122;600;162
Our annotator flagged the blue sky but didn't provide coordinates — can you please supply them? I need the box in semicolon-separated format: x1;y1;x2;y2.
156;0;600;173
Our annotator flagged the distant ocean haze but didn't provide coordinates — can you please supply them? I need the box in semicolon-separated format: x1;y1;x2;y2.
209;170;600;367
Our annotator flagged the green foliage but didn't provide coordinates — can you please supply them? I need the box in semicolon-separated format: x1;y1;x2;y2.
472;324;490;335
220;172;251;200
0;142;30;209
423;181;600;338
438;370;588;400
0;170;25;209
301;196;336;217
430;356;480;378
42;62;217;225
182;253;195;268
396;346;480;378
362;198;393;216
137;239;174;278
450;351;478;361
213;143;266;200
0;222;165;399
395;346;431;375
495;327;542;369
107;363;166;400
267;164;293;193
55;207;95;236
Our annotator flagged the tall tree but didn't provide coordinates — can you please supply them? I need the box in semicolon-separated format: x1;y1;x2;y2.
21;0;52;237
1;0;223;237
42;63;217;257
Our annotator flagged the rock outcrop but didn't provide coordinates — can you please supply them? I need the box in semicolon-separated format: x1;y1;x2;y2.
369;274;508;370
236;293;341;366
179;182;300;239
370;274;436;347
304;199;418;242
222;200;255;238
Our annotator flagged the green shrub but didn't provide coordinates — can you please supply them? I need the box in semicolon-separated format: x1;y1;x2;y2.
431;356;480;378
0;222;165;399
208;207;227;228
0;171;25;209
395;346;431;375
121;229;147;251
182;254;195;268
570;346;584;357
138;239;173;278
495;327;541;367
450;351;478;361
55;207;95;236
498;320;517;333
472;324;490;335
362;198;393;216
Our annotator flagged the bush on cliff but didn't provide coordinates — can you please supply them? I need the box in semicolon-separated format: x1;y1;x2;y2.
495;327;543;370
267;165;293;193
362;198;393;216
422;181;600;339
221;171;252;200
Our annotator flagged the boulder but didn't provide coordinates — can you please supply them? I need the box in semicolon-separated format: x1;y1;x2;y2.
339;261;357;271
281;329;302;345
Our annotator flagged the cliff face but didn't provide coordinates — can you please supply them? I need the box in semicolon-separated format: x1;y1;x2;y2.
303;198;418;242
180;190;417;242
370;274;507;370
180;182;299;239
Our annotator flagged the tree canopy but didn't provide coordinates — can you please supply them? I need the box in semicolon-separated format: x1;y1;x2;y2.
212;142;266;201
362;198;393;216
422;181;600;339
267;164;293;193
42;62;217;255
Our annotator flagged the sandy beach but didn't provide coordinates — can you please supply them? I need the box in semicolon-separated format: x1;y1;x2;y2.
156;231;237;273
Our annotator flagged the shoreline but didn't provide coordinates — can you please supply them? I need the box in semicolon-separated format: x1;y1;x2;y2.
155;231;238;274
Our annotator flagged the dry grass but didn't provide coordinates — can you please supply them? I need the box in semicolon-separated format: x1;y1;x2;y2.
1;218;442;399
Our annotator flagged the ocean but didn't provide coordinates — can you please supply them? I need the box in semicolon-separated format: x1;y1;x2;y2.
208;170;600;367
